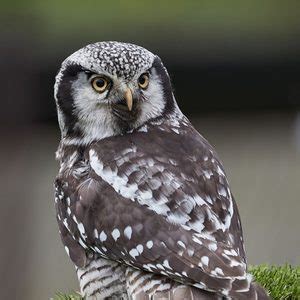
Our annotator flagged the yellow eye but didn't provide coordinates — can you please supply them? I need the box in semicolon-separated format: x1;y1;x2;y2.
138;73;149;89
91;76;109;93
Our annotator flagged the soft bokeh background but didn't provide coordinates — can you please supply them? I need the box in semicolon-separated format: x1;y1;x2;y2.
1;1;300;299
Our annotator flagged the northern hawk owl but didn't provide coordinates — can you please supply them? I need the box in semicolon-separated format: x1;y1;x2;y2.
54;42;269;299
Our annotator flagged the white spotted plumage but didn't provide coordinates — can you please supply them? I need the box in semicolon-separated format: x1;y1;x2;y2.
54;41;270;299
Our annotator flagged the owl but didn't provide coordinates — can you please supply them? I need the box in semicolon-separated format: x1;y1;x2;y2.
54;42;269;299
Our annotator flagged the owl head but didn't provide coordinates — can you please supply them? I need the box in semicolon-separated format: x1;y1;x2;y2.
54;41;178;144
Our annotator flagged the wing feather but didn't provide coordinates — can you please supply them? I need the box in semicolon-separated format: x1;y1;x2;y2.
55;117;251;297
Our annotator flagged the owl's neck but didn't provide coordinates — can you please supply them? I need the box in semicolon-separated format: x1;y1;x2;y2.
55;108;189;177
59;99;184;147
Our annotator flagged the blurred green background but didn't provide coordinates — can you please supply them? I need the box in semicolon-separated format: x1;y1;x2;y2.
0;1;299;299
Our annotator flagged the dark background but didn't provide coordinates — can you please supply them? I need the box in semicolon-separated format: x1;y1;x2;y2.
2;1;300;124
1;1;299;299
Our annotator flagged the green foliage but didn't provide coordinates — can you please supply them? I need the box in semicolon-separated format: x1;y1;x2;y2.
54;265;299;300
249;264;300;300
52;291;82;300
3;1;300;48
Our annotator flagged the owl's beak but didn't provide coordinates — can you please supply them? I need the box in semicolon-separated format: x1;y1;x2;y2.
124;88;133;111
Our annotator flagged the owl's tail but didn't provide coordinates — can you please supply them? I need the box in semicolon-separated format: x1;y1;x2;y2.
133;285;220;300
133;282;270;300
126;266;270;300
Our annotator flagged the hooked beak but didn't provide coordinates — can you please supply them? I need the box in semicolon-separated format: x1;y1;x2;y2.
124;88;133;111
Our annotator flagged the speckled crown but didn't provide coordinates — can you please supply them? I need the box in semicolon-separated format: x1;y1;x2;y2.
59;41;156;80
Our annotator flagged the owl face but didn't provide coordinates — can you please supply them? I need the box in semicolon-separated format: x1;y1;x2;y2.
54;42;175;144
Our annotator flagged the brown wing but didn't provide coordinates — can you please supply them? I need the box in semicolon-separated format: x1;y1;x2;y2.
55;117;252;298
